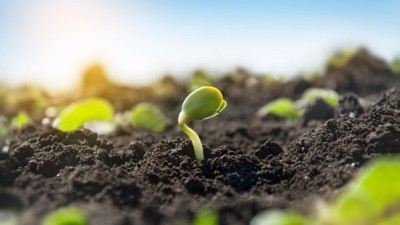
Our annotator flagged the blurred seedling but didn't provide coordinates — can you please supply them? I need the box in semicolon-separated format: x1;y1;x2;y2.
251;210;309;225
42;206;89;225
178;86;227;161
11;112;30;128
250;157;400;225
186;70;213;92
326;48;361;69
389;57;400;74
130;102;169;132
301;88;339;107
192;208;219;225
53;98;114;132
257;98;301;120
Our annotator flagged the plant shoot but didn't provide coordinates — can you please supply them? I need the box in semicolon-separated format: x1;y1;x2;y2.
257;98;300;119
130;102;168;132
178;86;227;161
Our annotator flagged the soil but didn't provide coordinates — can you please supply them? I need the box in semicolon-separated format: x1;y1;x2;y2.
0;49;400;225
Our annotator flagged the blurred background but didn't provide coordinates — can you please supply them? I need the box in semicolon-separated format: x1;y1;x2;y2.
0;0;399;92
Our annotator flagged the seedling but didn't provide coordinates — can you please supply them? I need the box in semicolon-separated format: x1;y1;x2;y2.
251;210;309;225
326;48;360;69
42;206;89;225
192;208;219;225
11;112;30;128
389;57;400;74
130;102;168;132
53;98;114;132
187;70;212;92
302;88;339;107
257;98;301;119
178;86;227;161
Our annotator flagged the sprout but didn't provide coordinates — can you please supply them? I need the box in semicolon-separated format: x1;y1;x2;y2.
192;208;219;225
11;112;30;128
178;86;227;161
187;70;212;92
389;57;400;74
326;48;360;69
42;207;89;225
53;98;114;132
251;210;309;225
330;158;400;224
257;98;301;119
130;103;168;132
302;88;339;107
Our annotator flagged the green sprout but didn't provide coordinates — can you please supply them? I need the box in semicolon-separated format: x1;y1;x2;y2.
326;48;360;69
302;88;339;107
251;210;309;225
11;112;30;128
187;70;213;92
389;57;400;74
42;207;89;225
257;98;301;120
329;158;400;225
130;102;168;132
192;208;219;225
53;98;114;132
178;86;227;161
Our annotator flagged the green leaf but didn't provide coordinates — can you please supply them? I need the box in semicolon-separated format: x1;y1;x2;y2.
302;88;339;107
250;210;309;225
180;86;226;122
332;158;400;224
257;98;300;119
326;48;360;69
192;208;219;225
11;112;30;128
389;57;400;74
130;103;168;132
53;98;114;132
42;207;89;225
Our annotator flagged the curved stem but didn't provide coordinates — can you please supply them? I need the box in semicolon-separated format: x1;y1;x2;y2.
178;112;204;161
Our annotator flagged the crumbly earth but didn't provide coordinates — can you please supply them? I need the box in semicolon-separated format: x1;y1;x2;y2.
0;49;400;225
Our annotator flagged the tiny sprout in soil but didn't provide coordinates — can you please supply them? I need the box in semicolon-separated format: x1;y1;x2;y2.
257;98;300;119
130;102;168;132
53;98;114;132
178;86;227;161
42;206;89;225
11;111;30;128
302;88;339;107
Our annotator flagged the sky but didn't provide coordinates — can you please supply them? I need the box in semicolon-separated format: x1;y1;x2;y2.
0;0;399;92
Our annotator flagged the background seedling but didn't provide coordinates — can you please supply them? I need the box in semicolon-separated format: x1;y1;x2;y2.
53;98;114;132
389;57;400;74
302;88;339;107
251;210;309;225
11;112;30;128
326;48;360;69
178;86;227;161
192;208;219;225
130;102;168;132
187;70;213;92
257;98;301;120
42;206;89;225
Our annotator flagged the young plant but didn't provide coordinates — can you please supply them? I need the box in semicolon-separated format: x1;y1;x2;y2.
130;102;168;132
53;98;114;132
302;88;339;107
389;57;400;74
251;210;309;225
192;208;219;225
11;112;30;128
178;86;227;161
257;98;301;120
42;207;89;225
326;48;360;69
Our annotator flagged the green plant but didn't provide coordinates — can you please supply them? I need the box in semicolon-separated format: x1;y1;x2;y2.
192;208;219;225
389;57;400;74
53;98;114;132
187;70;213;92
251;210;309;225
326;48;360;69
11;112;30;128
178;86;227;161
257;98;301;119
42;207;89;225
302;88;339;107
130;102;168;132
250;157;400;225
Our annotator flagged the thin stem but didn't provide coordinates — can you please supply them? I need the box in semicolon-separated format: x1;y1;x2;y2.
178;112;204;161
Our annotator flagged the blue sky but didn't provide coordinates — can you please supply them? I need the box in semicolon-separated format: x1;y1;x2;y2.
0;0;399;91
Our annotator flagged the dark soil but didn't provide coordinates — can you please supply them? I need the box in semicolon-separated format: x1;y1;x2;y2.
0;49;400;225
